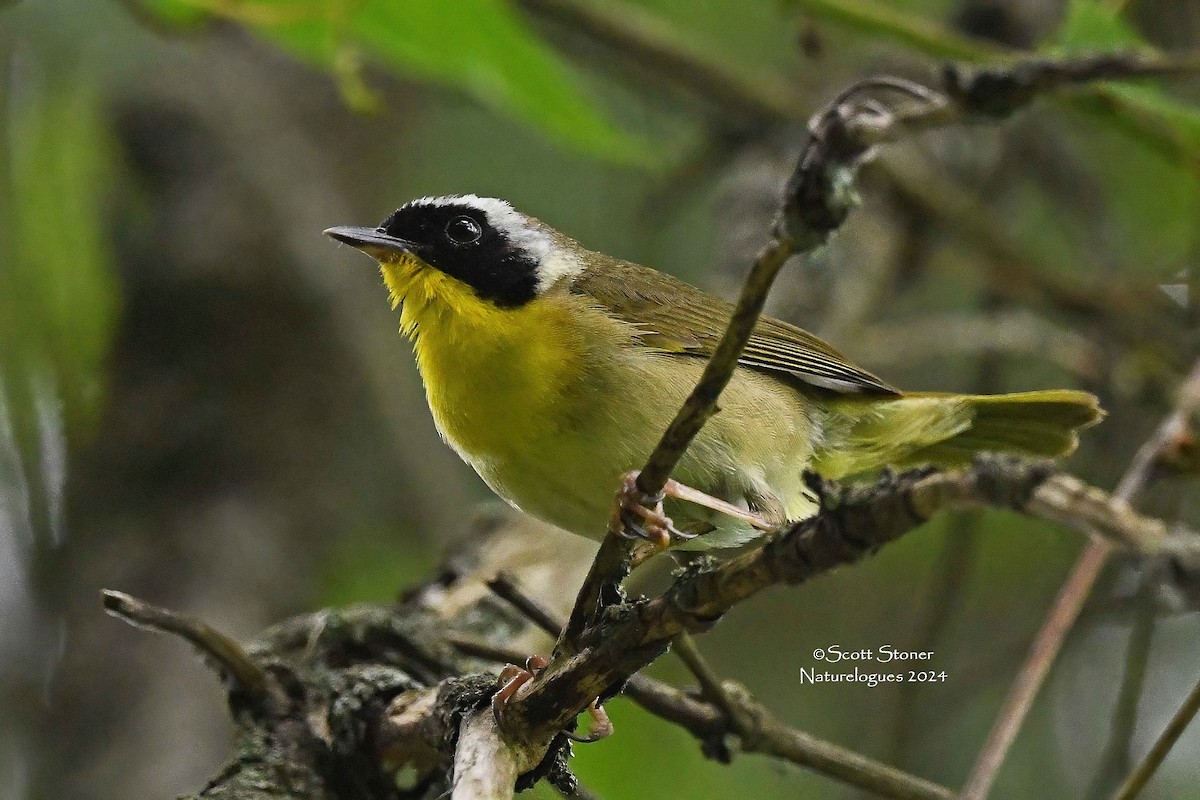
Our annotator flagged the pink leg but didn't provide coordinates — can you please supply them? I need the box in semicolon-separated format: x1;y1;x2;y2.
609;471;774;550
663;479;773;531
565;699;614;743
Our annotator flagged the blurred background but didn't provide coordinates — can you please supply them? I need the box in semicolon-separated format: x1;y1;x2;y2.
2;0;1199;797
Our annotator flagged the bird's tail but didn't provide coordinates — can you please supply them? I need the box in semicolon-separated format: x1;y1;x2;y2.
814;390;1104;479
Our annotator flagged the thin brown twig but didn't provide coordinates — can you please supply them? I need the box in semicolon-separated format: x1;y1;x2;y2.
670;633;751;735
486;573;564;637
961;358;1200;799
960;540;1113;799
635;234;799;497
636;52;1200;507
482;573;960;800
556;236;802;649
523;460;1187;734
525;0;1192;370
101;589;277;707
492;59;1200;799
561;54;1200;656
1112;672;1200;800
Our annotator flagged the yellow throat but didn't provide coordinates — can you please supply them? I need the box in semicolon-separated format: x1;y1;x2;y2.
380;256;586;459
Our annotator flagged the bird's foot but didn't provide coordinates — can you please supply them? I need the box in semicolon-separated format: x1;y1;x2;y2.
492;654;549;722
609;471;690;550
565;699;614;743
609;471;773;551
491;655;612;742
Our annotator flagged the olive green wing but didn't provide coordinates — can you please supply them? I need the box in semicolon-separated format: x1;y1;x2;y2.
571;259;898;395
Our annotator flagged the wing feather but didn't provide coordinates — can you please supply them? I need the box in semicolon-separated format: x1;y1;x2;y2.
571;259;897;395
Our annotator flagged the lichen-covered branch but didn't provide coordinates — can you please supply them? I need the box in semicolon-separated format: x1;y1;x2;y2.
104;455;1198;799
508;456;1200;745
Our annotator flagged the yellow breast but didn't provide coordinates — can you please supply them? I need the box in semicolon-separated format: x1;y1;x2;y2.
380;256;820;543
382;258;588;459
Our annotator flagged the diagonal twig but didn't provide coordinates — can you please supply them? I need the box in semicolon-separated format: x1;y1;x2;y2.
487;573;564;637
101;589;281;710
481;58;1200;800
1112;672;1200;800
517;457;1200;742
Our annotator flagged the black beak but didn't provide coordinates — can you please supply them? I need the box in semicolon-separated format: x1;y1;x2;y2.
323;226;416;260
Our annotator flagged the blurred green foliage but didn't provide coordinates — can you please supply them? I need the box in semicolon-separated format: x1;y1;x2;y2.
1;70;117;437
3;0;1200;798
9;0;1199;437
145;0;655;162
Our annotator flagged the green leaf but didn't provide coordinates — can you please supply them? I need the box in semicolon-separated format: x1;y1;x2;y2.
792;0;1002;61
1053;0;1143;51
1;75;119;432
1047;2;1200;257
140;0;652;165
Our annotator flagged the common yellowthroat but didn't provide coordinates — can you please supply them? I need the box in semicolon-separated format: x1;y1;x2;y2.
325;195;1102;548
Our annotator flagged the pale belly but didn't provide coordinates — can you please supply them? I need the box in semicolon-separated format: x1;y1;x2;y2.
437;349;822;546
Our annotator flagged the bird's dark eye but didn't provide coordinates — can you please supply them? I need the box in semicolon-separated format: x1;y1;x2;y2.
445;216;482;245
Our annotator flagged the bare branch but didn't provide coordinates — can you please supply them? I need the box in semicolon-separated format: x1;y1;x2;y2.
518;457;1200;747
487;572;564;637
559;52;1200;660
670;633;753;736
1112;673;1200;800
452;710;543;800
101;589;280;710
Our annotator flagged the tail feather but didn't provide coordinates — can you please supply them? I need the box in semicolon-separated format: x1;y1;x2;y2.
901;390;1103;465
816;389;1103;478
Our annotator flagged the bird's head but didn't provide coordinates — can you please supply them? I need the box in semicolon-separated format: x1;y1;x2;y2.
325;195;584;310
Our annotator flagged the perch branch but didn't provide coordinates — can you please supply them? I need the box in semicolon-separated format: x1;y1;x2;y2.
452;710;543;800
532;58;1200;800
514;458;1200;745
559;53;1200;653
636;51;1200;511
447;633;957;800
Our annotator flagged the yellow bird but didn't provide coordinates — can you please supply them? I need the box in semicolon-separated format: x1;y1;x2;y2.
326;195;1102;548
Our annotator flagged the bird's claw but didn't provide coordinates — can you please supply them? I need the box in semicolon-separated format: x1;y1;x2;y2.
491;654;549;725
564;699;614;743
609;471;690;550
491;655;612;742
